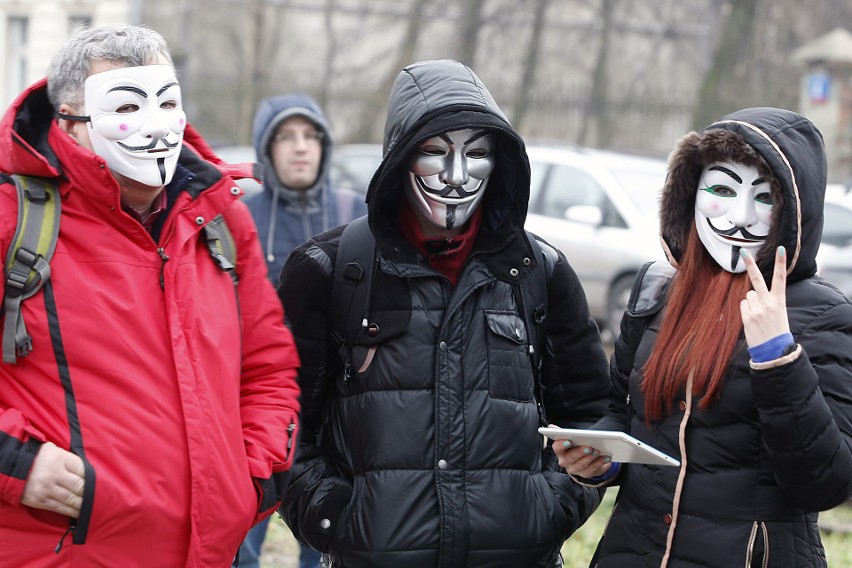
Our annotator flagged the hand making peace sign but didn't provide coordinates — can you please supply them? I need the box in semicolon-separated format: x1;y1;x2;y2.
740;246;791;348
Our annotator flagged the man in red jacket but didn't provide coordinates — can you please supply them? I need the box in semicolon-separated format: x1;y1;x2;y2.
0;24;301;567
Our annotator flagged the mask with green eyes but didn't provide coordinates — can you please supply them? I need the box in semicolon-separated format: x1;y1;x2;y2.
694;161;773;273
405;128;496;231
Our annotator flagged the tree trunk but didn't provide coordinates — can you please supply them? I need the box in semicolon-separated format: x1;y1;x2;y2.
238;0;265;143
578;0;615;147
318;0;338;111
512;0;550;133
457;0;485;67
692;0;758;130
350;0;424;143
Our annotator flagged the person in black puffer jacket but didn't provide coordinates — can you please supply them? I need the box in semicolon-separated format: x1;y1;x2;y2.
277;59;611;567
554;107;852;567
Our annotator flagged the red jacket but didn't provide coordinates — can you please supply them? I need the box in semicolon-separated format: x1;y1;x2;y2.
0;79;300;567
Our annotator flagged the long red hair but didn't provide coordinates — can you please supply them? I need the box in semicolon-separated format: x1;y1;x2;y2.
641;224;751;423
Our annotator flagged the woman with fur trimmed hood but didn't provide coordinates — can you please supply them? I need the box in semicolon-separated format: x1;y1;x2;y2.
553;107;852;567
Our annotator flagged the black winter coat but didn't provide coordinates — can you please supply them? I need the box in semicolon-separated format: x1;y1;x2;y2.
278;59;611;567
591;108;852;567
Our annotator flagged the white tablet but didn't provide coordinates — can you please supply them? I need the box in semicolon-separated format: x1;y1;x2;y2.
539;427;681;467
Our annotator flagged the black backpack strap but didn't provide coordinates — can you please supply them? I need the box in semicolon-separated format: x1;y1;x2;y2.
519;232;554;425
330;216;374;382
626;260;675;318
3;175;61;363
203;214;238;285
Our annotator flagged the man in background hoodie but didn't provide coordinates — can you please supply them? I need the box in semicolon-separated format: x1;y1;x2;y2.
238;93;365;568
243;93;366;288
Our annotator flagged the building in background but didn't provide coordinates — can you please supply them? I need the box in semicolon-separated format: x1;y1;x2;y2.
793;28;852;186
0;0;136;110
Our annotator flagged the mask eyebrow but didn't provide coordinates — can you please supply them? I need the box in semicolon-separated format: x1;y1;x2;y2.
464;131;489;145
157;82;179;97
708;165;742;184
752;177;766;186
107;85;148;98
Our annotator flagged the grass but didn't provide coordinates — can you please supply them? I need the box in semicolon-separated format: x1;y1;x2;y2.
260;489;852;567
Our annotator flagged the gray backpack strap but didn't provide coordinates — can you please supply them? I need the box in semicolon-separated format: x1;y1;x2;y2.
3;175;61;364
203;214;238;285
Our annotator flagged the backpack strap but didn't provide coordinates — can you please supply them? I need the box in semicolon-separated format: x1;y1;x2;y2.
519;232;554;425
3;175;61;364
626;260;675;318
203;214;238;285
330;216;374;382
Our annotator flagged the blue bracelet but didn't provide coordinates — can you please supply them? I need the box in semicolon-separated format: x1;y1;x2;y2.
588;461;621;483
747;332;794;363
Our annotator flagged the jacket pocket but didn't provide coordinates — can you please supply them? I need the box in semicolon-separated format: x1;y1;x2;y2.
484;311;534;401
326;477;358;558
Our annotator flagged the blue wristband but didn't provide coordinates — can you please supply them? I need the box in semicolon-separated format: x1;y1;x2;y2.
747;332;794;363
588;461;621;483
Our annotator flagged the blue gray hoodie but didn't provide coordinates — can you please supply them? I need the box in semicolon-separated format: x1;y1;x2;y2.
244;93;365;285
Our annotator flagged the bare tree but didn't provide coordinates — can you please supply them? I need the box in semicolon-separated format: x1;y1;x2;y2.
457;0;486;66
225;0;266;141
349;0;425;144
577;0;615;147
692;0;759;130
511;0;550;133
317;0;338;110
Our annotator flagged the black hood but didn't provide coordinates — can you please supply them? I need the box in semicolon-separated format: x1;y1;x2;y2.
366;59;530;256
661;107;826;283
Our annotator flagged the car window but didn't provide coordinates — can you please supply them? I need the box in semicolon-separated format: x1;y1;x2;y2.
822;202;852;246
543;164;601;213
529;161;548;206
536;163;626;227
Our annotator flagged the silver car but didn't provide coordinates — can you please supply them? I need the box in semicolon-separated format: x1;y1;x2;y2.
816;188;852;298
525;145;668;339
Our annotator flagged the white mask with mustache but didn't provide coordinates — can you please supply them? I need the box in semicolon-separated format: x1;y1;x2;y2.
84;65;186;187
694;161;774;272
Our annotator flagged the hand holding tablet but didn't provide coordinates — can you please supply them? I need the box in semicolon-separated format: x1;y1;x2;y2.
539;427;680;467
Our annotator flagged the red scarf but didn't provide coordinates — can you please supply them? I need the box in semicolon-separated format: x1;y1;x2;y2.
397;200;482;287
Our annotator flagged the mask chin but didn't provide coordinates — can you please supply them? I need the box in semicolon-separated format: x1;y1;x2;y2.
694;210;764;273
405;172;488;230
90;139;182;187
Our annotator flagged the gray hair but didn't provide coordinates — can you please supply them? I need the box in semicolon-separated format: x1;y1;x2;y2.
46;25;173;110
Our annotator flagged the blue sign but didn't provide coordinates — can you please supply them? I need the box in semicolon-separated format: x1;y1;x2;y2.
807;72;831;103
